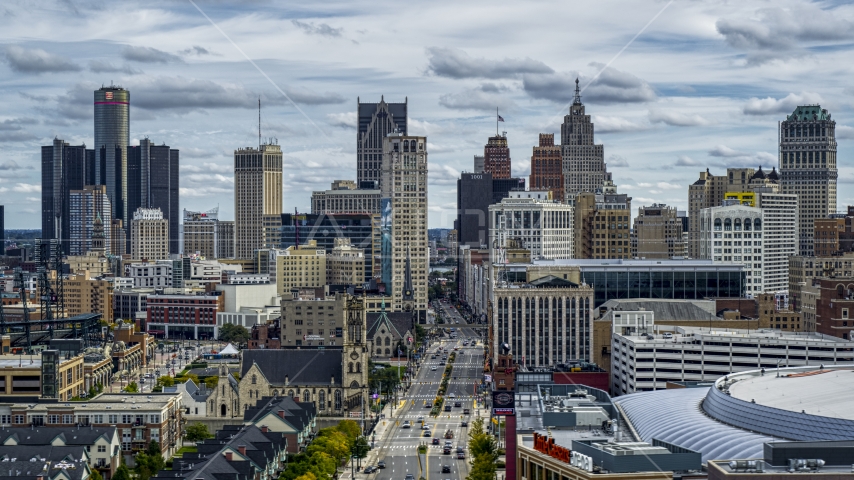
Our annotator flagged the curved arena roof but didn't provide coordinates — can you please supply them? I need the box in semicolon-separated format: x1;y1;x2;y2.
615;387;782;462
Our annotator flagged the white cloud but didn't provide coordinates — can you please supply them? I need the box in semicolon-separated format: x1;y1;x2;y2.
593;116;649;133
648;110;711;127
743;92;823;116
675;155;702;166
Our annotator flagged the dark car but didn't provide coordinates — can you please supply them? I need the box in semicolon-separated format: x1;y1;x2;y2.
463;409;471;415
444;405;452;412
454;402;462;407
405;475;415;480
432;438;440;445
377;461;386;469
461;421;468;427
364;466;376;474
425;403;433;409
442;465;451;473
443;447;451;454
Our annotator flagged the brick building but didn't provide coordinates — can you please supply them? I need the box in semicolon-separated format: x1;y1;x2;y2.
145;293;224;339
815;277;854;340
529;133;563;202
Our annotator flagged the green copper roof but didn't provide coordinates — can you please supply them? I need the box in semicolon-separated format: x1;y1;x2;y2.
787;105;830;121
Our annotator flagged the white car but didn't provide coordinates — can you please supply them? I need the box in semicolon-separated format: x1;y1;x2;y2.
402;421;411;428
449;393;456;399
662;332;673;339
431;366;437;371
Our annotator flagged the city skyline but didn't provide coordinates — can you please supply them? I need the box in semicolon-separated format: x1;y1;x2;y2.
1;1;854;229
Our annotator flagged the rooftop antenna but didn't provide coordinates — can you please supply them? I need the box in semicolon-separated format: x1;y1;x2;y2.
572;78;582;106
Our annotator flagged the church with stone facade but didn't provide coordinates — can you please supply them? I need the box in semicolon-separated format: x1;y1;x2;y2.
206;295;370;418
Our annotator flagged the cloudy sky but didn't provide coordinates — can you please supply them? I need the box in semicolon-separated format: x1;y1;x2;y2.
1;0;853;229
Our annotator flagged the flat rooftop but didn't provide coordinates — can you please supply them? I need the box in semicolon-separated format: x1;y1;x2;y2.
0;354;79;369
728;368;854;420
618;326;851;344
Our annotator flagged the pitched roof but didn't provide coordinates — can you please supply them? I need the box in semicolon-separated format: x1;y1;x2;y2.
367;311;413;340
243;396;316;430
0;427;117;446
528;275;579;288
242;349;343;386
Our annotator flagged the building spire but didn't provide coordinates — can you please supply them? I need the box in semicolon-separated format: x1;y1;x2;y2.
402;245;414;303
572;78;582;106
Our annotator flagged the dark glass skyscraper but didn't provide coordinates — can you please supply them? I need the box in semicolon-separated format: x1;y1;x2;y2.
127;138;180;254
357;97;407;189
41;138;93;255
94;86;129;227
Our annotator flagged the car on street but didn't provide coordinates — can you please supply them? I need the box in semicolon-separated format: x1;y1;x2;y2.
461;421;468;427
449;393;456;398
442;465;451;473
423;430;432;437
364;466;376;474
444;405;451;412
377;461;386;469
431;366;437;371
454;402;462;407
443;446;451;454
417;416;424;421
463;409;471;415
402;420;411;428
424;403;432;409
422;424;431;430
432;438;440;445
405;474;415;480
457;452;466;459
440;361;446;366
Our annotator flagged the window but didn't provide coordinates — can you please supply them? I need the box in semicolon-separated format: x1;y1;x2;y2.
252;374;257;384
63;414;73;424
97;445;106;453
49;415;60;424
843;308;849;319
108;414;118;424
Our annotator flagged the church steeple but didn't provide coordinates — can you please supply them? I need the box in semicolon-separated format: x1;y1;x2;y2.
402;245;414;308
91;212;106;255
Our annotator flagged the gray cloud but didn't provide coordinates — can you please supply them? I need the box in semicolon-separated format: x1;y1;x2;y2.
3;45;80;73
425;47;553;79
0;117;37;131
0;131;39;142
438;85;516;111
593;115;649;133
716;6;854;65
709;145;747;158
291;20;343;37
648;110;710;127
284;86;346;105
131;76;284;111
836;125;854;139
707;145;776;168
89;60;142;74
675;155;702;166
608;154;630;167
523;64;656;104
121;45;183;64
0;160;29;170
327;112;357;129
181;45;214;56
742;92;823;115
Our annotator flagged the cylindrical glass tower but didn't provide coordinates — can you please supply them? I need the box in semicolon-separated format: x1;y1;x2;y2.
94;86;129;226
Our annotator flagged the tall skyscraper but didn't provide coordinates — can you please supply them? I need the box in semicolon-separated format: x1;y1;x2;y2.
234;143;283;259
94;86;130;226
779;105;838;256
561;80;607;203
41;138;92;255
381;134;428;322
128;139;180;254
357;97;407;188
631;204;685;259
0;205;5;249
574;189;632;259
182;207;234;259
131;207;169;260
483;134;511;179
688;167;758;258
68;185;112;255
530;133;564;202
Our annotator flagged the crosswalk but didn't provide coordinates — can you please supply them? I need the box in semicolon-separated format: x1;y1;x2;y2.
400;393;477;399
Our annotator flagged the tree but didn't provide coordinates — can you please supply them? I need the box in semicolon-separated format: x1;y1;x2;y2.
466;455;496;480
124;382;139;393
351;436;370;464
89;468;104;480
204;376;219;388
308;431;350;464
468;418;497;461
335;420;361;442
219;323;250;344
185;423;212;442
157;376;175;388
134;441;165;480
113;465;131;480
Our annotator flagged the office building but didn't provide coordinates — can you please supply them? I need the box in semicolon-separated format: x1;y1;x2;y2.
273;240;327;295
473;155;484;173
113;287;153;323
0;205;3;248
529;133;564;202
814;206;854;256
357;97;407;188
688;167;760;258
611;326;853;395
311;180;381;214
62;271;114;321
488;193;574;260
327;238;365;285
456;172;494;249
560;80;607;203
574;189;632;259
491;176;526;204
130;207;169;260
127;138;180;254
278;213;375;282
146;292;223;339
788;251;854;311
234;143;283;259
381;134;428;321
94;86;130;228
483;134;511;179
68;185;112;256
492;276;594;368
41;138;92;255
631;204;685;259
699;191;798;295
110;219;126;257
182;207;234;259
814;276;854;340
779;105;838;256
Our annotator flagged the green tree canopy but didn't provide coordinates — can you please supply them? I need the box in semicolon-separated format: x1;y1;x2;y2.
113;465;131;480
335;419;361;442
157;376;175;388
351;436;370;460
124;382;139;393
185;423;212;442
219;323;250;344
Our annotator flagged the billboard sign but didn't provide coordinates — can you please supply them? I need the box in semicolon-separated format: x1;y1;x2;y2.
492;390;515;416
